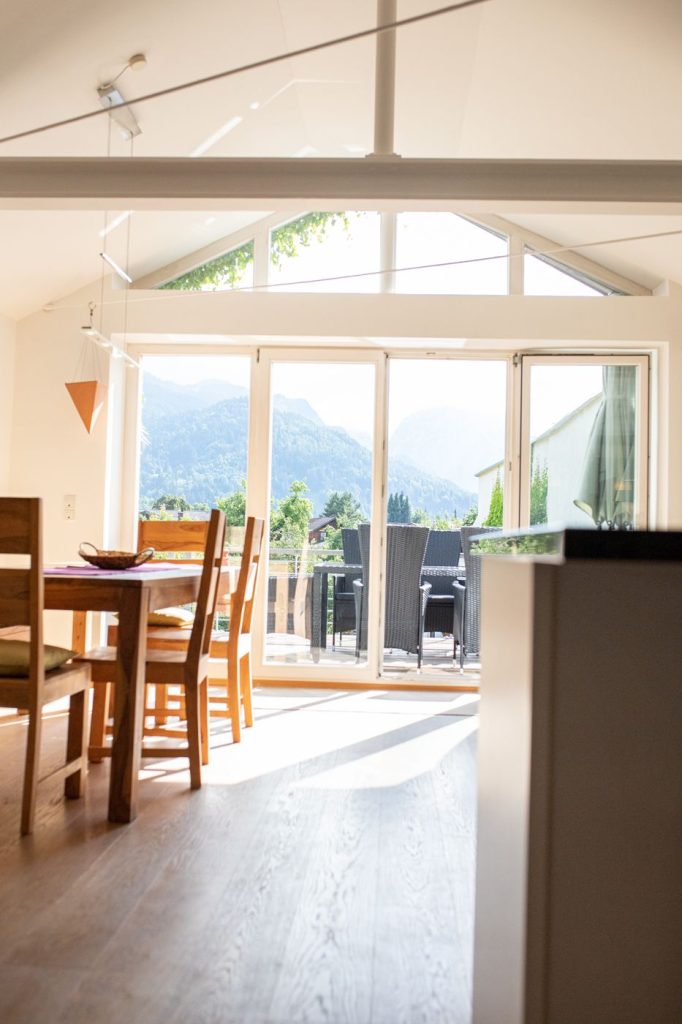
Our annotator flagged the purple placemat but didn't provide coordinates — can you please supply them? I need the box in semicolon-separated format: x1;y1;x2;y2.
44;563;196;577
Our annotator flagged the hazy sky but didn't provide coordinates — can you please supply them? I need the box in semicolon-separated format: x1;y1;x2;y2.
145;353;602;446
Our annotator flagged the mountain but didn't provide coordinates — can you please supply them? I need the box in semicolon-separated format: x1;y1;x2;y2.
390;406;506;494
142;374;247;418
142;374;322;427
140;385;475;516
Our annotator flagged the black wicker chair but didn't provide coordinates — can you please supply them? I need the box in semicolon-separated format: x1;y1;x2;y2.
422;529;462;646
353;523;431;667
453;525;498;668
331;528;361;648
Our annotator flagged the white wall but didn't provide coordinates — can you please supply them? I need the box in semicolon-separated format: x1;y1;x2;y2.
0;312;16;493
532;397;602;527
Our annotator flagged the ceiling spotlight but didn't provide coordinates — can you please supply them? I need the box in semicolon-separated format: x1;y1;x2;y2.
97;83;141;140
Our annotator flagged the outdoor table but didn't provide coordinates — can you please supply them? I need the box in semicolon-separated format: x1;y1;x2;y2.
311;562;362;660
43;563;237;824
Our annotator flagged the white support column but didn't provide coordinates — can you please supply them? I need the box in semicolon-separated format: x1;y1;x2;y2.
373;0;398;158
380;212;397;293
374;1;398;292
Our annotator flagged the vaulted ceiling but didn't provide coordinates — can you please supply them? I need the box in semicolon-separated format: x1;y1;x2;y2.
1;0;681;318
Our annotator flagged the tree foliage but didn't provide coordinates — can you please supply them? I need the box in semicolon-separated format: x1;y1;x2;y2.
160;241;254;291
216;479;247;527
322;490;363;526
530;461;549;525
484;473;504;527
461;504;478;526
387;491;412;523
151;494;191;512
270;212;349;268
270;480;313;548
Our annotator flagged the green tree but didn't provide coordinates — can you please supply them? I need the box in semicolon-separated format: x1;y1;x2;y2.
530;461;549;525
216;480;246;527
461;505;478;525
270;212;349;268
270;480;314;548
484;473;504;527
410;507;432;526
160;241;254;291
387;491;412;523
151;494;190;513
323;490;363;527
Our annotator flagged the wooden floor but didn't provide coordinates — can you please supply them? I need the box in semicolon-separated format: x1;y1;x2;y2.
0;688;479;1024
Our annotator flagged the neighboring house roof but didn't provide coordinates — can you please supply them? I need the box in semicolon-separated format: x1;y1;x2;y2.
475;393;602;477
308;515;337;532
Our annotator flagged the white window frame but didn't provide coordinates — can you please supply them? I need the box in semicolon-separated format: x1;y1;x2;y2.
517;354;650;528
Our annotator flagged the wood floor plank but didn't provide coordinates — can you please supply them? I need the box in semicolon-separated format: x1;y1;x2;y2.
0;690;477;1024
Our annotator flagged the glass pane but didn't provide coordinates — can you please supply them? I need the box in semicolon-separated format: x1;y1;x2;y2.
269;212;380;292
139;354;250;521
524;253;607;296
265;361;375;666
395;213;507;294
159;240;254;291
384;359;507;675
526;363;639;528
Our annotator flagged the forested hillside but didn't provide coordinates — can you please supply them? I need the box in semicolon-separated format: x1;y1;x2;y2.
140;377;475;517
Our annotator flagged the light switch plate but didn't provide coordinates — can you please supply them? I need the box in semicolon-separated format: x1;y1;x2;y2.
64;494;76;520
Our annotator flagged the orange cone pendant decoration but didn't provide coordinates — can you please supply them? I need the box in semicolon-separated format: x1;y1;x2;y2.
65;380;108;434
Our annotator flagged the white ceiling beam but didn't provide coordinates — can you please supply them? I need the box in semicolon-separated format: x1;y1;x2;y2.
1;158;682;212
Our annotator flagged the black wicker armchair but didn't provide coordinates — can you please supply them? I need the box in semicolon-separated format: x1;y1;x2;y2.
453;525;498;668
422;529;463;645
330;528;361;648
353;523;431;667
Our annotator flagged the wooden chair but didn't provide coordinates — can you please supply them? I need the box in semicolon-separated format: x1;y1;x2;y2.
80;509;226;788
0;497;91;835
139;516;265;744
91;516;220;758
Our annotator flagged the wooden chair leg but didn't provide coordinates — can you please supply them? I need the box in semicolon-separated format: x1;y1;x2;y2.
199;678;209;766
184;685;202;790
227;650;241;744
155;684;168;726
21;707;42;836
89;683;111;762
65;689;89;799
241;651;254;728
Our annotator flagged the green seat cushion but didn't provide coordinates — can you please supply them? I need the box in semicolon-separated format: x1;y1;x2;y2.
147;607;195;628
0;639;77;677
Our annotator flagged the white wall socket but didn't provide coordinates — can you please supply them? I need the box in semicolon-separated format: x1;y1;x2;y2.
64;494;76;520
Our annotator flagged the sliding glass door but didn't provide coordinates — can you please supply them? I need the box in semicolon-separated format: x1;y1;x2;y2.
129;347;650;685
381;357;509;678
261;352;382;673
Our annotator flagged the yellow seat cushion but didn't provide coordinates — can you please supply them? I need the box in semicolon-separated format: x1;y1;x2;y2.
0;639;76;677
147;607;195;628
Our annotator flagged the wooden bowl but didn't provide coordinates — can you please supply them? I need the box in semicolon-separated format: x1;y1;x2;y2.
78;542;155;570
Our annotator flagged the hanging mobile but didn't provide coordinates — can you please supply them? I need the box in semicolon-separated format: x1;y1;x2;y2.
65;301;108;433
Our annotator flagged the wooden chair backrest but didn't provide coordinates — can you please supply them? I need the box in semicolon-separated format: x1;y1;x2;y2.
138;519;209;565
228;516;265;649
186;509;227;671
0;498;44;703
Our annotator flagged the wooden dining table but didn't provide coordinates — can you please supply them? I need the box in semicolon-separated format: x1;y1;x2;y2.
44;563;237;824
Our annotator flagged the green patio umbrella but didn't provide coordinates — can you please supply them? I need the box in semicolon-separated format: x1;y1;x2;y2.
574;365;636;528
